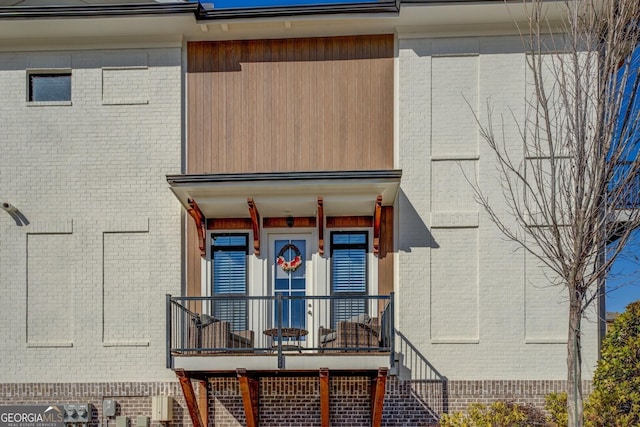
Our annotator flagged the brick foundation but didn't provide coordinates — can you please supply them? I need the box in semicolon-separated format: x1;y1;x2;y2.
0;378;589;426
444;380;593;414
0;382;192;427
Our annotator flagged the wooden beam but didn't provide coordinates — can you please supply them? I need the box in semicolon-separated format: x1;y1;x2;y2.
263;217;316;228
247;198;261;256
326;216;373;228
208;218;253;230
176;370;204;427
373;195;382;256
317;198;324;256
371;367;388;427
198;379;209;427
319;368;330;427
187;199;206;257
237;368;259;427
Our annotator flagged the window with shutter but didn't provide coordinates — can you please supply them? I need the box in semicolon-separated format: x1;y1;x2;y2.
330;231;368;326
211;234;248;331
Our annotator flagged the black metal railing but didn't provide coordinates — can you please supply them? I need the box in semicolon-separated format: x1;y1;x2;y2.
395;330;447;422
167;293;394;368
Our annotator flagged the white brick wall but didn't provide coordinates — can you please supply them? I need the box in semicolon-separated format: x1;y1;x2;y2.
398;35;598;380
0;47;182;382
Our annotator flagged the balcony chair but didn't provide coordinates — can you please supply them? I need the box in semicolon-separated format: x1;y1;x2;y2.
319;314;380;351
189;314;254;352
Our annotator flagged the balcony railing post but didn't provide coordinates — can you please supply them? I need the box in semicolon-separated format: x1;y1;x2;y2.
166;294;172;369
277;294;283;369
389;292;395;370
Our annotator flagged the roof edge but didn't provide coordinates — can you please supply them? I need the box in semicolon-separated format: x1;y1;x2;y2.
194;0;399;20
167;170;403;185
0;3;197;19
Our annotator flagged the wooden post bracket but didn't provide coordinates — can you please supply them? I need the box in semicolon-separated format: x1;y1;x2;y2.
237;368;259;427
373;195;382;256
198;379;209;427
247;198;261;256
371;367;388;427
187;199;206;258
176;370;204;427
320;368;330;427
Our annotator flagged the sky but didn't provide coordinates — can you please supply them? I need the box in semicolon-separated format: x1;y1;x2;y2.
606;48;640;314
607;230;640;313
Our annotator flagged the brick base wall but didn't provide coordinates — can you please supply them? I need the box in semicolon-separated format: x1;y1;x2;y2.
0;378;589;426
444;380;592;414
444;380;591;413
0;382;192;427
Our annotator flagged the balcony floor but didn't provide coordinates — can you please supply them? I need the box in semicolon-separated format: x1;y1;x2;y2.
173;352;391;372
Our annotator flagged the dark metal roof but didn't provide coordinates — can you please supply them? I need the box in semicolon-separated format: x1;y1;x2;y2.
0;2;197;18
193;0;399;20
0;0;546;22
167;170;403;185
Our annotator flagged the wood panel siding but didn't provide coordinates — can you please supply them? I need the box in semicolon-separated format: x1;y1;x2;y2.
326;216;373;228
207;218;253;230
263;217;316;228
378;206;394;296
186;35;394;174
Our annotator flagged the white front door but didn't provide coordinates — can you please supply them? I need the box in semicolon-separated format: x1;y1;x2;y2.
269;234;312;342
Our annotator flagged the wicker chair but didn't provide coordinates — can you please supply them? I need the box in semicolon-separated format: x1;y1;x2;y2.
200;321;254;351
185;315;254;352
319;316;380;351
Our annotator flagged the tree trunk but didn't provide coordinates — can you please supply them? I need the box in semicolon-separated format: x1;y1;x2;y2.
567;292;584;427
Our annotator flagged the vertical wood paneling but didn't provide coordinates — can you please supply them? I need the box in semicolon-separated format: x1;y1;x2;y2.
378;206;394;297
186;35;394;174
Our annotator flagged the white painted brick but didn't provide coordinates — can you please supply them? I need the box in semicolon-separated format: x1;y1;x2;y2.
398;35;598;380
0;47;182;382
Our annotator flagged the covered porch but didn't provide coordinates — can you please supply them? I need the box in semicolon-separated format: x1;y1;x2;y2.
166;170;401;426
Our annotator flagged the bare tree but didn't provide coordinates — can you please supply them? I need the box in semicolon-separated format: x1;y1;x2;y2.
471;1;640;426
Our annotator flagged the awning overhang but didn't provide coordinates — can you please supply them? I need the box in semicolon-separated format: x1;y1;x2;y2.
166;170;401;219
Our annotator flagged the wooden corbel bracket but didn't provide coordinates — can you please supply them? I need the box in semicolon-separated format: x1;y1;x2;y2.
317;197;324;256
373;195;382;256
187;199;206;258
248;198;261;256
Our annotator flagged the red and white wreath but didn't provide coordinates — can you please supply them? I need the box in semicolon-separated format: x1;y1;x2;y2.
277;243;303;272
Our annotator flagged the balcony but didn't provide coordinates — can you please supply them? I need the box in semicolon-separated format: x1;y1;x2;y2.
167;294;394;372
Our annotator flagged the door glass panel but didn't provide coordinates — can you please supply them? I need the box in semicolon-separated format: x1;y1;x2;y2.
274;239;306;335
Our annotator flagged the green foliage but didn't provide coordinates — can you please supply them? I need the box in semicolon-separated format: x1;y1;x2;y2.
542;301;640;427
544;393;568;427
587;300;640;427
439;401;546;427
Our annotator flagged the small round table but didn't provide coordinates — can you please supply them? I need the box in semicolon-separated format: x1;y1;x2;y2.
263;327;309;351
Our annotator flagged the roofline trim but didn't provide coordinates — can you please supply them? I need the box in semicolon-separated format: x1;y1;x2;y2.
167;170;403;185
0;0;563;22
194;0;399;20
0;3;197;19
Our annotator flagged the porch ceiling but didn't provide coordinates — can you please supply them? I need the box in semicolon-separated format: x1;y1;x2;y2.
166;170;401;218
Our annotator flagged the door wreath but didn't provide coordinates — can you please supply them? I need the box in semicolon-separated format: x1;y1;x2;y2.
277;243;303;272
